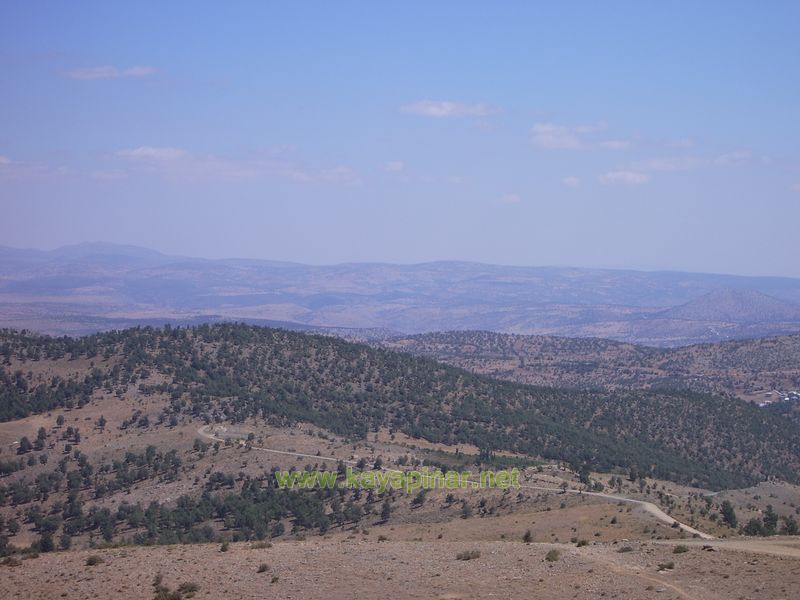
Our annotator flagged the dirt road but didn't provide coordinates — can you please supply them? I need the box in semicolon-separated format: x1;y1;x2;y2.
198;425;714;539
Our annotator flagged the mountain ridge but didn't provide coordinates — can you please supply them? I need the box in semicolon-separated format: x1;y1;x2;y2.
3;243;800;345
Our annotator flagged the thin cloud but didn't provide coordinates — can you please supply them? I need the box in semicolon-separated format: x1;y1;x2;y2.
599;170;650;185
91;169;128;181
668;138;695;149
531;123;582;149
0;156;69;179
402;100;494;118
117;146;187;160
320;166;362;185
115;146;357;184
64;66;157;80
562;176;580;187
531;122;607;149
498;193;522;204
640;157;705;172
637;151;755;173
599;139;632;150
384;161;404;172
714;150;752;166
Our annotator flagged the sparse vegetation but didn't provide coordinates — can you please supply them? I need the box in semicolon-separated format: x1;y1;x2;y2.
545;549;560;562
523;529;532;543
2;325;798;490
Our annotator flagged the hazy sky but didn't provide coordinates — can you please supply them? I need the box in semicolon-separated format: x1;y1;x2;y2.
1;2;799;276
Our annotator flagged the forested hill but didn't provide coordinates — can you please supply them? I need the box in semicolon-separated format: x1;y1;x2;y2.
379;330;800;399
1;324;799;490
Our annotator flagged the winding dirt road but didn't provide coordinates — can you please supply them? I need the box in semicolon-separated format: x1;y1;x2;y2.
198;425;714;539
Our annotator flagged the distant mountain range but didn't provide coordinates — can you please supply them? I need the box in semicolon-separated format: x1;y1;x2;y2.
3;242;800;346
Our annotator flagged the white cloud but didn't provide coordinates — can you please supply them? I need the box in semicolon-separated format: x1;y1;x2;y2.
91;169;128;181
401;100;494;118
320;166;361;185
636;150;755;173
0;157;68;179
531;122;607;149
599;170;650;185
562;176;580;187
498;193;522;204
714;150;752;166
64;66;158;80
117;146;187;160
531;123;582;149
122;66;157;78
384;161;404;172
599;139;632;150
640;157;704;172
669;138;695;149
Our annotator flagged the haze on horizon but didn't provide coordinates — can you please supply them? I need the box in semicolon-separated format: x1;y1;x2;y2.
1;2;800;277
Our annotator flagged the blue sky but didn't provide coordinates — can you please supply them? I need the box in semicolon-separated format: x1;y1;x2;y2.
1;2;799;276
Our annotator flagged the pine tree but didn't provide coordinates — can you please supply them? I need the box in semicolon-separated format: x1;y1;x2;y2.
720;500;738;528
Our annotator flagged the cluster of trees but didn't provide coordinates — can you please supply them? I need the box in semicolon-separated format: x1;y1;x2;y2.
0;366;100;421
713;500;798;536
1;457;372;554
2;324;800;489
0;426;388;555
740;504;799;536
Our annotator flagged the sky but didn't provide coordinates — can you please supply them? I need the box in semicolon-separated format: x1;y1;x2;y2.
1;1;799;276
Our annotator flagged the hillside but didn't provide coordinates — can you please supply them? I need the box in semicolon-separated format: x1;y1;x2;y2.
1;323;799;589
380;331;800;401
4;244;800;345
660;289;800;323
2;324;800;490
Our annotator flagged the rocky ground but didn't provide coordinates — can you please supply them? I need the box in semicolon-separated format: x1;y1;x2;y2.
3;535;800;600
